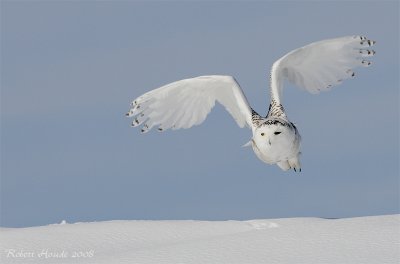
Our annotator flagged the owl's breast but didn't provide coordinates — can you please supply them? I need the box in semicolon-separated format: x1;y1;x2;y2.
251;131;301;165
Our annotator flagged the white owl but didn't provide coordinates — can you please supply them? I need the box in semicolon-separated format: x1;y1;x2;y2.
126;36;375;171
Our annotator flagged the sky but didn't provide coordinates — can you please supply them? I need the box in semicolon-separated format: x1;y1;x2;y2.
1;1;399;228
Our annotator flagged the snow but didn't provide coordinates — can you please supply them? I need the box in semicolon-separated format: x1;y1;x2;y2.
1;215;399;264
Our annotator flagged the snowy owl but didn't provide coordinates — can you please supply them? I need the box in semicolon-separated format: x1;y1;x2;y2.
126;36;375;171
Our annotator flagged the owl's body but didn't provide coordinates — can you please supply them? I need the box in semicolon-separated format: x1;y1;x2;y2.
250;114;301;171
127;36;375;171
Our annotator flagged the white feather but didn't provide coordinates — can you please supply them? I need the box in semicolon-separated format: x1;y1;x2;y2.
127;75;252;132
270;35;375;99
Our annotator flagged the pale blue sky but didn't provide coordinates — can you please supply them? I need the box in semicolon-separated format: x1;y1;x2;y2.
1;1;399;227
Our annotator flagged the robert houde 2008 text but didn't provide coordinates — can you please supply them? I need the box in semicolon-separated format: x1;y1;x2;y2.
4;249;95;259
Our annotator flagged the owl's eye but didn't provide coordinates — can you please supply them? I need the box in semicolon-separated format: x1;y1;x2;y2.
274;131;282;135
261;133;265;136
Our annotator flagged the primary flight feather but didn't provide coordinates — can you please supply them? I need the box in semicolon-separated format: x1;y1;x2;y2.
127;35;375;171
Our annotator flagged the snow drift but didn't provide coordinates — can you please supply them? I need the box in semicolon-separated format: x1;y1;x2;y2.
1;215;399;264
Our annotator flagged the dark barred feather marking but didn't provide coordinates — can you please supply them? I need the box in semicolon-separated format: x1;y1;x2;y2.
266;100;286;118
251;109;263;127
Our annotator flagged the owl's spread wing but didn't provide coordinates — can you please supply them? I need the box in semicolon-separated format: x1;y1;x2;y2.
126;75;253;133
271;35;376;95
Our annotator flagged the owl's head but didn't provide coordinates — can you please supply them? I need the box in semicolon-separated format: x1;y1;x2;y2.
253;120;298;148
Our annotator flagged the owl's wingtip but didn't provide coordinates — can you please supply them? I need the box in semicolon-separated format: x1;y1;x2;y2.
242;140;253;148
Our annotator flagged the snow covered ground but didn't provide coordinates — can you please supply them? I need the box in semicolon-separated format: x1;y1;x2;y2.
1;215;399;264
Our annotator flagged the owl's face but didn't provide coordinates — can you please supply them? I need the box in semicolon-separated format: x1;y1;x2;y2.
254;124;288;145
252;122;299;154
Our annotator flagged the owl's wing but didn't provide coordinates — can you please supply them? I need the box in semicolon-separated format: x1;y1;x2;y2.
126;75;253;133
271;35;375;97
